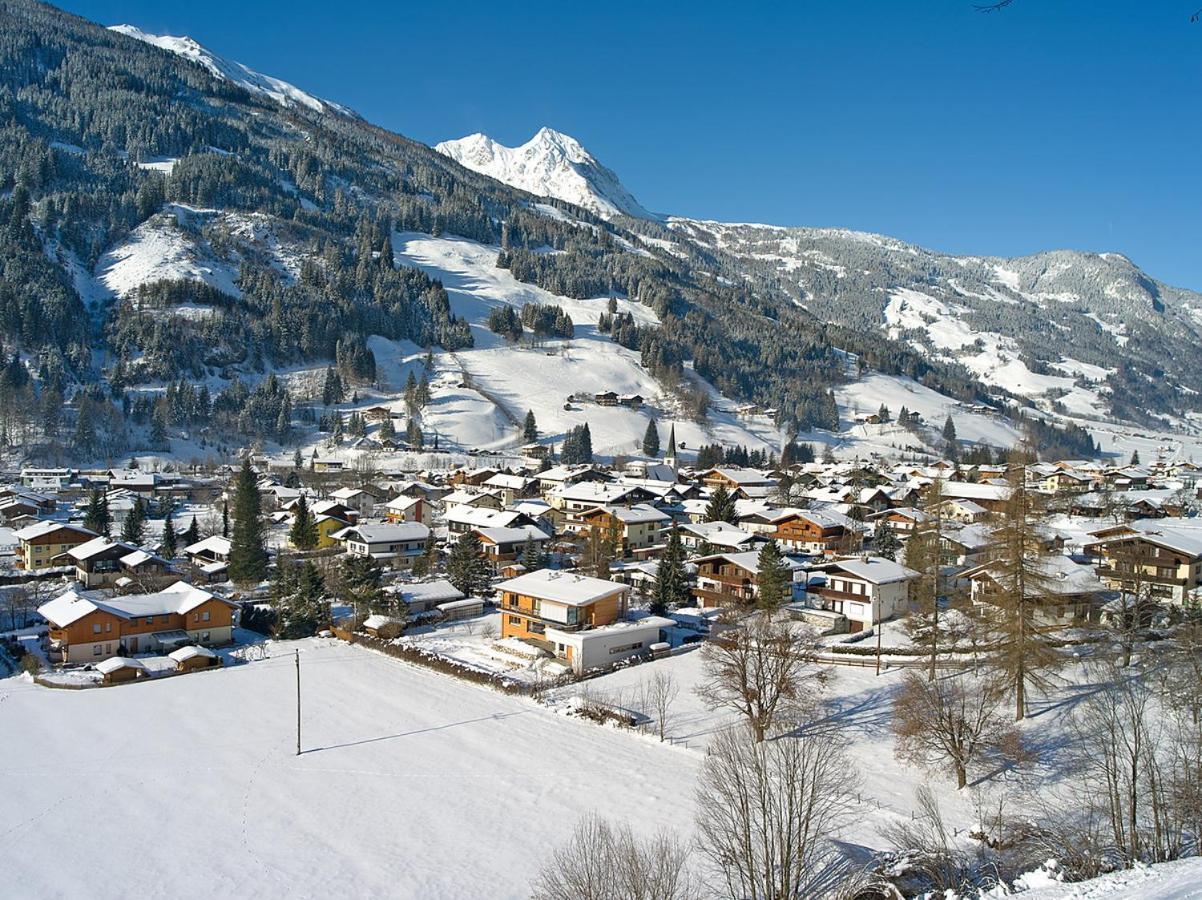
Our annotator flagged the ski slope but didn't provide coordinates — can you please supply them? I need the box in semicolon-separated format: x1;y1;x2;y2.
386;232;783;457
0;638;698;899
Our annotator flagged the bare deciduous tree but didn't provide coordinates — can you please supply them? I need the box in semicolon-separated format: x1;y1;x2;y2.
696;726;852;900
646;669;679;742
696;613;827;742
530;813;695;900
883;786;999;895
892;671;1024;789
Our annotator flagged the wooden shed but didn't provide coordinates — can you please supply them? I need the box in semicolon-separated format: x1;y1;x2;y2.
95;656;146;684
362;614;405;640
168;644;220;673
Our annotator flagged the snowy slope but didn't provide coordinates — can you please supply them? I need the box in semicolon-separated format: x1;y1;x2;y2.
108;25;355;116
385;232;783;457
0;638;698;899
435;128;655;220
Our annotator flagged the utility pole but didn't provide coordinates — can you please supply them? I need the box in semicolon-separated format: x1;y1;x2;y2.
875;600;882;677
294;649;301;756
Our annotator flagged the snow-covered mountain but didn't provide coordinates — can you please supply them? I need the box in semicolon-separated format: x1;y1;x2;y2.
435;128;654;220
108;25;355;116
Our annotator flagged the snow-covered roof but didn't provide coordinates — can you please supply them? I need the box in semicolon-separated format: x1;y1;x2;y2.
496;569;629;606
811;555;920;585
335;523;430;544
38;581;225;627
400;580;465;604
68;536;137;561
582;504;670;525
184;535;232;557
95;656;146;674
695;551;805;576
475;525;549;544
12;520;94;542
168;644;216;662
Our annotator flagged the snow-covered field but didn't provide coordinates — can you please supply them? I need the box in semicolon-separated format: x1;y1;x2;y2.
0;638;697;899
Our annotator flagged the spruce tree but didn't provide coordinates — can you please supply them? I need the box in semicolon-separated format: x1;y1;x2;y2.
521;537;547;571
754;540;790;611
222;500;230;538
289;494;318;551
872;519;900;561
523;410;538;443
942;415;958;446
406;417;424;450
184;516;200;548
446;531;490;596
120;497;146;545
82;488;111;537
228;459;268;585
342;555;386;615
705;485;737;524
651;528;690;615
160;516;177;559
642;419;660;457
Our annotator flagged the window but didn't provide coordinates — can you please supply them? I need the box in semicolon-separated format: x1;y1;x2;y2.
202;611;210;622
93;645;102;656
508;615;522;626
145;617;153;625
201;632;210;642
193;613;199;622
93;623;101;634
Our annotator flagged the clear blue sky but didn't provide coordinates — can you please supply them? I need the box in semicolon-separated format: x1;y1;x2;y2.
60;0;1202;290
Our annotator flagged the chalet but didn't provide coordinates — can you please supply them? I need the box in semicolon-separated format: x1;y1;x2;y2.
383;494;436;524
964;556;1106;626
495;569;631;642
475;525;551;567
442;488;503;513
551;482;653;522
481;473;538;506
678;521;761;553
64;537;171;589
869;507;931;535
449;467;500;487
334;523;431;567
617;393;643;409
594;390;619;406
803;556;920;632
577;504;670;557
940;523;996;568
312;514;352;549
536;464;609;496
0;491;56;523
937;498;989;524
692;550;805;609
1084;520;1202;605
771;509;864;556
312;458;345;474
330;486;383;517
363;405;394;423
13;521;97;571
701;468;778;491
183;535;232;566
940;481;1010;513
446;506;537;535
38;581;236;663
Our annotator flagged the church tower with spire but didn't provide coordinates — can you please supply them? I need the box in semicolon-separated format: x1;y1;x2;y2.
664;422;679;473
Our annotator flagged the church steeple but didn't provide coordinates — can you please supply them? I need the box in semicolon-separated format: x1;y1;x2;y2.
665;422;678;472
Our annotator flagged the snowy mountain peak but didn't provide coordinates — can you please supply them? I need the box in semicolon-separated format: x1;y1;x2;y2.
108;25;355;117
435;128;655;221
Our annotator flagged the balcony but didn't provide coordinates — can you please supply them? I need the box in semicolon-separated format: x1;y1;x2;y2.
501;604;583;632
1096;566;1190;588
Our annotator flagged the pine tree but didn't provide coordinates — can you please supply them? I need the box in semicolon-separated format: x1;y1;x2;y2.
754;540;790;611
406;417;424;450
446;531;490;596
580;422;593;462
642;419;660;457
872;519;900;561
289;494;318;551
222;500;229;538
523;410;538;444
341;555;387;615
82;488;111;537
942;415;958;446
184;516;200;548
412;537;438;577
521;537;547;571
160;516;177;559
228;459;268;585
275;559;327;639
705;484;737;524
651;528;690;615
1130;449;1141;465
120;497;146;545
379;416;396;440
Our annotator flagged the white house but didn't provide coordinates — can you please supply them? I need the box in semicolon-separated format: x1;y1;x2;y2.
545;616;675;674
804;555;920;631
333;523;430;567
